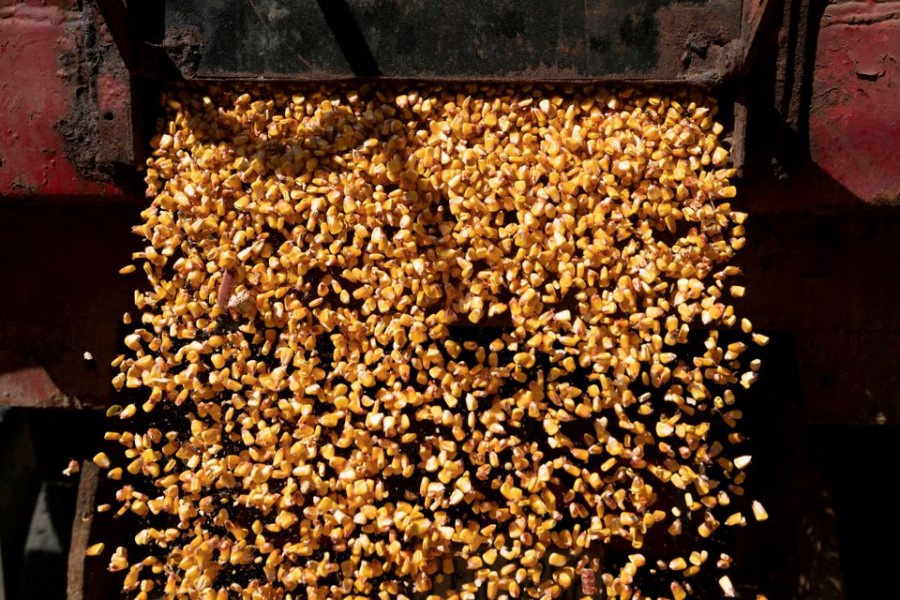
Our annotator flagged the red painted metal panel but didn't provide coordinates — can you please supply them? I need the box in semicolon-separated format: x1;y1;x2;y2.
0;1;128;199
0;367;77;408
810;2;900;204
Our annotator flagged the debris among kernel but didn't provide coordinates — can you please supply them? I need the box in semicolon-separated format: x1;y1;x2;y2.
91;84;764;599
63;458;81;476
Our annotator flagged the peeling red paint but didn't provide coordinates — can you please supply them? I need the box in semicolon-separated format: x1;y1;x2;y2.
810;2;900;204
0;1;126;198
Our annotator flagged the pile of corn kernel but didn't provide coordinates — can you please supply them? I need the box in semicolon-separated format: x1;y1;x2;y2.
89;84;767;600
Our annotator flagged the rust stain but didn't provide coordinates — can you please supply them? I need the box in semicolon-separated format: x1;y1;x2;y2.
56;1;128;185
1;1;123;196
656;2;743;83
163;25;205;78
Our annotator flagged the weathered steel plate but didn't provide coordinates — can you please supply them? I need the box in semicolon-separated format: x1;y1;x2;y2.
164;0;742;83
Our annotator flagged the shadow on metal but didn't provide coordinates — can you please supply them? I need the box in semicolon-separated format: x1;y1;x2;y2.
314;0;381;77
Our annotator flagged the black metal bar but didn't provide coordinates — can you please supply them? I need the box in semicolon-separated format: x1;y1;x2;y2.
162;0;743;83
314;0;381;76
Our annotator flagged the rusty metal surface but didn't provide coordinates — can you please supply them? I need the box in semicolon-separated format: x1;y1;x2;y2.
65;462;98;600
809;1;900;204
772;0;816;177
740;0;777;70
0;0;131;199
164;0;743;82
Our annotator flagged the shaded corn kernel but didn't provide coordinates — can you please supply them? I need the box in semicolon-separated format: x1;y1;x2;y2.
752;500;769;521
719;575;736;597
101;85;756;600
548;553;567;567
92;452;111;469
